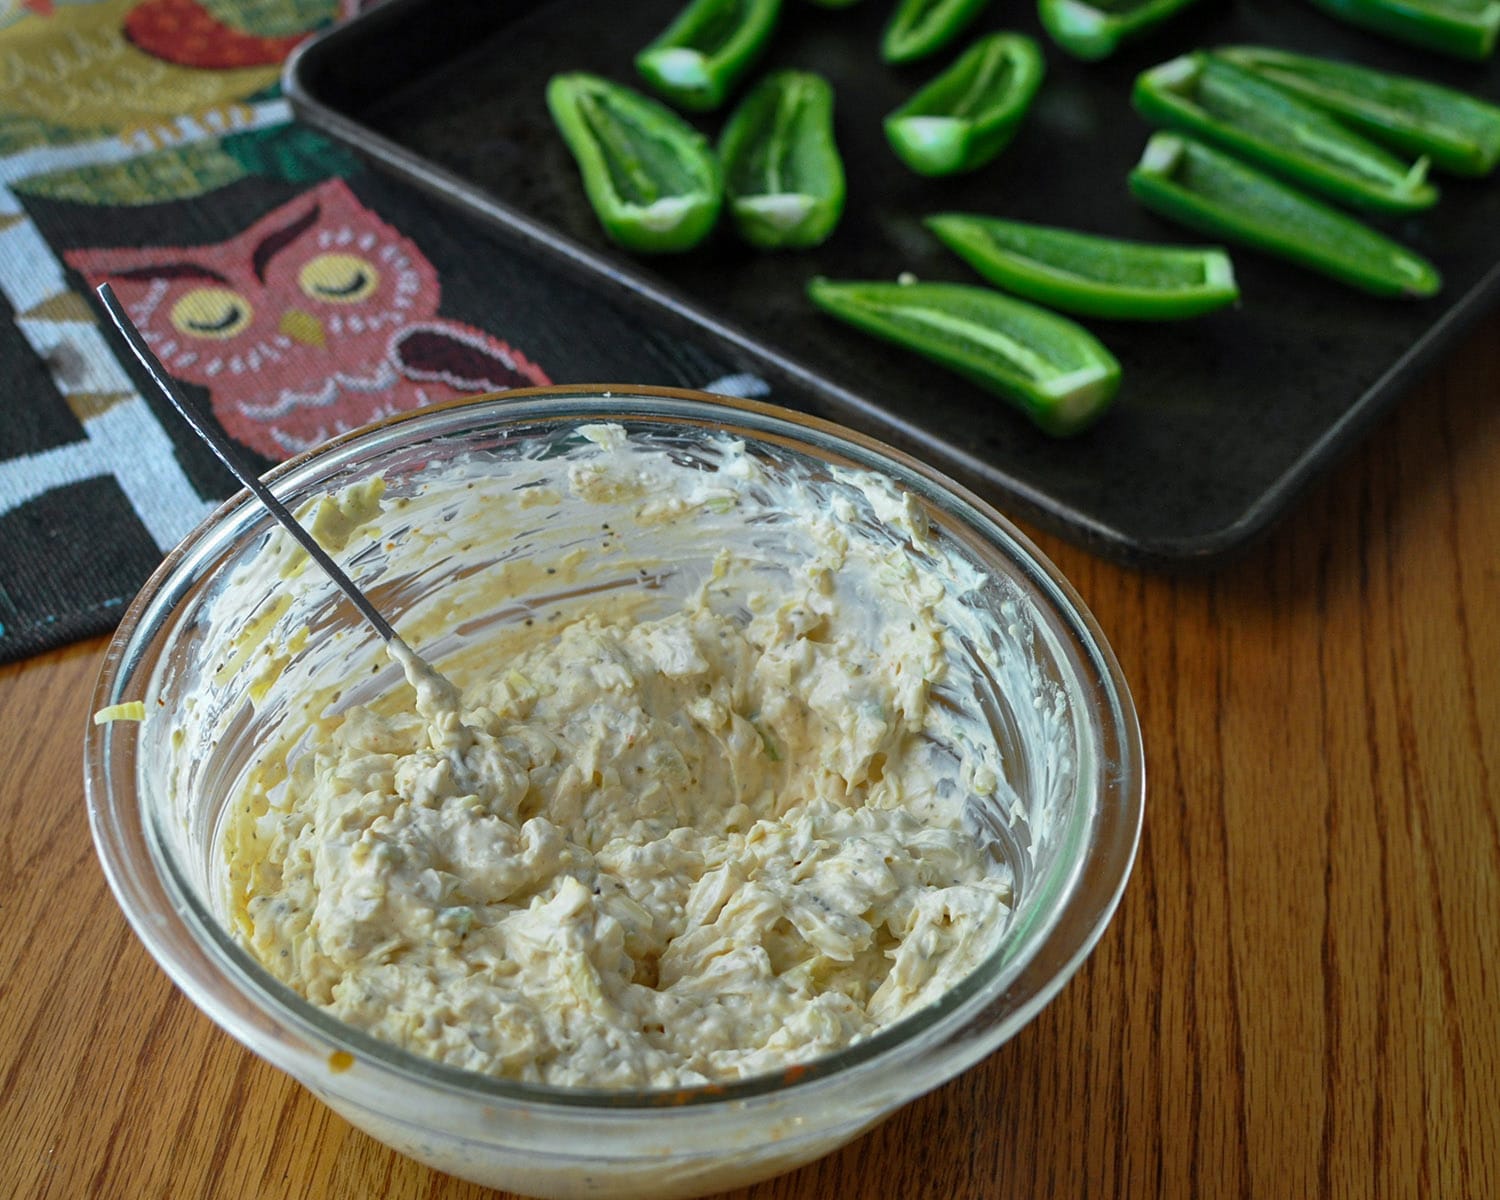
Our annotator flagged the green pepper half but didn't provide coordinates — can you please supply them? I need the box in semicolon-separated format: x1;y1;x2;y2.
1038;0;1206;62
885;33;1046;176
636;0;783;112
1301;0;1499;61
1129;132;1441;298
807;277;1122;435
1133;53;1437;213
1216;44;1500;175
719;70;846;248
882;0;993;64
547;73;723;253
926;212;1239;318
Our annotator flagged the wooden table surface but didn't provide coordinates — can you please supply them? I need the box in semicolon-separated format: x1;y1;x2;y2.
3;319;1496;1200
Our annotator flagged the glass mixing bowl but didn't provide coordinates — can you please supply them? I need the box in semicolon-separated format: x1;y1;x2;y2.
85;386;1143;1200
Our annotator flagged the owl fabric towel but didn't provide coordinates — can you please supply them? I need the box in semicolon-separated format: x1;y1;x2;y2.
0;2;764;665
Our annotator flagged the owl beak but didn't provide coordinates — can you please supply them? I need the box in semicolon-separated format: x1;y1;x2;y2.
279;309;326;348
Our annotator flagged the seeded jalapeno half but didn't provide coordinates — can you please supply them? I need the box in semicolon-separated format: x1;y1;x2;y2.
547;73;723;254
1129;133;1441;299
808;276;1122;435
883;0;993;64
1133;53;1437;214
1216;45;1500;175
1301;0;1500;61
1038;0;1206;62
885;33;1045;176
926;213;1239;319
719;70;846;249
636;0;783;112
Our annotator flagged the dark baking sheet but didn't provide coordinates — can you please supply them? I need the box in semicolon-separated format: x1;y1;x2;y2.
285;0;1500;565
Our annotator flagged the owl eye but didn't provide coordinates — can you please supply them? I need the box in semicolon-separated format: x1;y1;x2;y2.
171;288;252;339
298;253;380;303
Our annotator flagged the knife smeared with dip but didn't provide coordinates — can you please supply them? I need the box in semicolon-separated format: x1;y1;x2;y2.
220;424;1038;1089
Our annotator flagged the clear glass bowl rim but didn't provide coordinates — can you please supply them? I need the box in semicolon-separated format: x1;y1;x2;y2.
84;384;1144;1116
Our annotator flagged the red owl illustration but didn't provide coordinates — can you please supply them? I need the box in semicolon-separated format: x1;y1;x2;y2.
66;178;551;459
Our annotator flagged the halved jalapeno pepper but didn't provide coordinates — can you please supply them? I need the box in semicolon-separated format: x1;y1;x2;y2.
1301;0;1500;61
719;70;846;248
1133;52;1437;213
1129;132;1441;298
807;276;1122;435
636;0;783;112
1038;0;1206;62
927;212;1239;319
882;0;993;64
1216;44;1500;175
547;72;723;253
885;33;1046;176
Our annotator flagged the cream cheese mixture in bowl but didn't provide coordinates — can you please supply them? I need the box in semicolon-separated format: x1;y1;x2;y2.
86;386;1143;1199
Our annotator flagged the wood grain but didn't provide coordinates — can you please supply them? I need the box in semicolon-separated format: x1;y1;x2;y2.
2;319;1496;1200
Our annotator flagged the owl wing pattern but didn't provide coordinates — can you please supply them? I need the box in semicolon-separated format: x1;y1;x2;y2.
392;322;549;395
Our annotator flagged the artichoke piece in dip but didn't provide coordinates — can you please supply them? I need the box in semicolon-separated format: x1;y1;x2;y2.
224;424;1019;1089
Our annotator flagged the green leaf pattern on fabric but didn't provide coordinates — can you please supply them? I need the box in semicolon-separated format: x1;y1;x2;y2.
13;142;250;205
202;0;339;37
221;121;363;182
12;122;359;205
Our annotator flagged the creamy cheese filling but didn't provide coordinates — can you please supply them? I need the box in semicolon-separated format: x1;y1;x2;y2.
224;425;1017;1089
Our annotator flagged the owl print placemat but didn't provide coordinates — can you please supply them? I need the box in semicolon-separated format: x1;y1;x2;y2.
0;3;767;665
